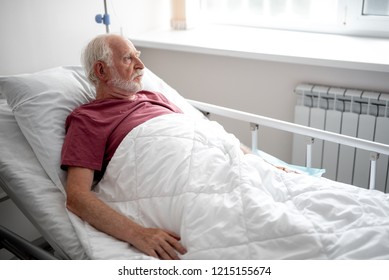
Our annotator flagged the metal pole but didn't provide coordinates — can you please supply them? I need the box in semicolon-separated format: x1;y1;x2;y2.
250;123;259;154
104;0;110;33
369;152;379;190
306;137;314;168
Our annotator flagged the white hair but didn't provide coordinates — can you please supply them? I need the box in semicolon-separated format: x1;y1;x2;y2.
81;34;113;86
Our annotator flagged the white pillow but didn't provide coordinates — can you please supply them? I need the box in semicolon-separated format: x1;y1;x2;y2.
0;66;203;191
141;68;205;119
1;66;95;190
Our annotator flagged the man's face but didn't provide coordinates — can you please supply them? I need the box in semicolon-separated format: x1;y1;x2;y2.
107;37;145;94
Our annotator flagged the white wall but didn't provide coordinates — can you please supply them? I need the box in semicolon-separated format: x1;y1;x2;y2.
0;0;169;74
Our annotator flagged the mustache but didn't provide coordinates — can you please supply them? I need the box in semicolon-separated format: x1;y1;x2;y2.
131;69;144;80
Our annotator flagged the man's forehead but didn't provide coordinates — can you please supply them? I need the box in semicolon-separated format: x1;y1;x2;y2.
122;38;135;49
126;41;139;53
110;37;137;54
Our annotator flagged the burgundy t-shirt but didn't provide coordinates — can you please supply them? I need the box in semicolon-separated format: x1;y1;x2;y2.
61;91;182;176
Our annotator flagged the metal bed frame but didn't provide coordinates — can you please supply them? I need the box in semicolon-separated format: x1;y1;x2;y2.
188;99;389;190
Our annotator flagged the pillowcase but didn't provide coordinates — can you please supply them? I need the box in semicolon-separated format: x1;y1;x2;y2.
1;66;95;190
141;68;205;119
0;66;204;191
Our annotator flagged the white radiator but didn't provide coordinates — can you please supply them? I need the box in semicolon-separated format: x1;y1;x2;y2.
292;84;389;193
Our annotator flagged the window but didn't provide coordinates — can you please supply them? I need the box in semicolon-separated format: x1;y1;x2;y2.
199;0;389;38
363;0;389;16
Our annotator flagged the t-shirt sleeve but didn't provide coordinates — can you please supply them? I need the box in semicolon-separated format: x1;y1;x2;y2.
61;113;106;171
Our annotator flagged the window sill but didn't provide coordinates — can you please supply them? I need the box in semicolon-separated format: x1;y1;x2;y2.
131;25;389;73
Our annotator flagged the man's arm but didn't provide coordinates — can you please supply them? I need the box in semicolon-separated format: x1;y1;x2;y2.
65;166;187;259
240;143;252;154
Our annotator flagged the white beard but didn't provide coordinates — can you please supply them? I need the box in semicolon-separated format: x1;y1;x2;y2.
109;68;143;94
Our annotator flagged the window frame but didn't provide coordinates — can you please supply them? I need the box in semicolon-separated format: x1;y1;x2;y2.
344;0;389;37
198;0;389;38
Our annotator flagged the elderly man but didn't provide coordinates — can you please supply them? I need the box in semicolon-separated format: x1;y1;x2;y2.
61;34;187;260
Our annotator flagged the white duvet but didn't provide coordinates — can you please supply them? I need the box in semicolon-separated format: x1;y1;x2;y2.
68;113;389;259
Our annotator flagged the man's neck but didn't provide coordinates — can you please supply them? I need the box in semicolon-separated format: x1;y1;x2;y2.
95;84;137;100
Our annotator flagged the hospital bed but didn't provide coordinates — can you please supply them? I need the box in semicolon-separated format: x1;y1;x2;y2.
1;66;389;260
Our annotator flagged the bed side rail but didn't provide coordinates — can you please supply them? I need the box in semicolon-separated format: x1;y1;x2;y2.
0;225;57;260
187;99;389;190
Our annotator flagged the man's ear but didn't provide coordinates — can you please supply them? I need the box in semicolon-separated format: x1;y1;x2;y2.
94;61;109;81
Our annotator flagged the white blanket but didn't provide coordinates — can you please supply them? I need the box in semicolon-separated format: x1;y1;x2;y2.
68;114;389;259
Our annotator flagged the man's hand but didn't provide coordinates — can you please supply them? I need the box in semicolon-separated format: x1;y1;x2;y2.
131;227;187;260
